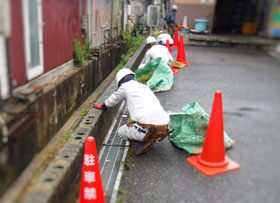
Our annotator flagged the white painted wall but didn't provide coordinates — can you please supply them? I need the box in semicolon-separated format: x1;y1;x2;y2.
0;35;9;99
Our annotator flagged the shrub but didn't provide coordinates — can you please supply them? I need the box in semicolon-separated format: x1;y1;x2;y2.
73;31;92;67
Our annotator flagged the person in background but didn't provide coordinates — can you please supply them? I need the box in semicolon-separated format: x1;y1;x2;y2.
128;15;136;36
164;5;178;37
157;30;174;46
138;36;173;69
94;68;171;155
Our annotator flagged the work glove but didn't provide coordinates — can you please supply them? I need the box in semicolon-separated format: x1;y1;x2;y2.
93;103;108;110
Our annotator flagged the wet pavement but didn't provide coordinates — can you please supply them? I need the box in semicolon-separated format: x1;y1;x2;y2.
118;46;280;203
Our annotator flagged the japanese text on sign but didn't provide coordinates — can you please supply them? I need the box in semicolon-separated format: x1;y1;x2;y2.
84;154;95;166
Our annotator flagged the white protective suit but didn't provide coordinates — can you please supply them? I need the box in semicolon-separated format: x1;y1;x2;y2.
104;80;170;141
142;44;173;66
157;33;174;45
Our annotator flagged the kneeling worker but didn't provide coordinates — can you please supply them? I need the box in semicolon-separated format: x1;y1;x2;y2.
94;68;172;155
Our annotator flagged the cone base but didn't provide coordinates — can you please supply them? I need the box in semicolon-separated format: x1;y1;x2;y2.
182;61;190;66
187;155;240;176
171;45;178;49
172;69;180;75
176;60;190;66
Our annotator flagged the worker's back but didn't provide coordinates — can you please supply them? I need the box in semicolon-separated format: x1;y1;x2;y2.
121;80;170;125
143;45;173;65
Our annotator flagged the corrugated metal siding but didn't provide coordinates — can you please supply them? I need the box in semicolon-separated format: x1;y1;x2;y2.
7;0;122;89
8;0;27;88
43;0;83;72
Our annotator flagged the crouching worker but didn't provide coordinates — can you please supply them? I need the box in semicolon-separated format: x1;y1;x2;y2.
138;36;173;70
94;68;172;155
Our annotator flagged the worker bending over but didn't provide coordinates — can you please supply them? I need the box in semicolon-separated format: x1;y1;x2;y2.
94;68;172;155
139;36;173;69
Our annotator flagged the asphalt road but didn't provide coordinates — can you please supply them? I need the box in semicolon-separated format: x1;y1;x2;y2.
119;46;280;203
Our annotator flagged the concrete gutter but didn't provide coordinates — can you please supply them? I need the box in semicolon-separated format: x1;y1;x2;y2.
1;42;146;203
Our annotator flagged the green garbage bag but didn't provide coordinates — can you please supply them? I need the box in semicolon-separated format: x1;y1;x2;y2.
168;102;234;154
135;58;174;92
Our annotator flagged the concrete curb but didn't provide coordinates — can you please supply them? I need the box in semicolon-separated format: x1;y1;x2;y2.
2;42;146;203
183;33;276;49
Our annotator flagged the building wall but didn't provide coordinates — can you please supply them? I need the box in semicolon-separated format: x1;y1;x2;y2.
7;0;83;89
5;0;121;91
8;0;27;88
174;0;216;31
89;0;112;46
0;36;9;99
42;0;83;72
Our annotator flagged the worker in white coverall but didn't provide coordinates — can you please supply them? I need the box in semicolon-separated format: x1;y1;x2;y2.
138;36;173;69
157;31;174;46
93;68;170;144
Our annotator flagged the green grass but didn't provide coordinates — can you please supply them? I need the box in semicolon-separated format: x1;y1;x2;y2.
124;143;136;169
116;32;145;72
116;188;127;203
79;108;88;119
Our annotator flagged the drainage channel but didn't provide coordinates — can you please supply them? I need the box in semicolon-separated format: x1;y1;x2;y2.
98;101;130;203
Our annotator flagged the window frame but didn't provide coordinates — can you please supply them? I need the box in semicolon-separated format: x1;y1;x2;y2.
0;36;9;99
22;0;44;80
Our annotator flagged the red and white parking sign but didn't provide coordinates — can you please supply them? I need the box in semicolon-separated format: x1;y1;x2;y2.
79;137;106;203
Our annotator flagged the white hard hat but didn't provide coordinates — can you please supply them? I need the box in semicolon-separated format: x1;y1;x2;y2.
172;5;178;10
146;36;156;45
116;68;135;86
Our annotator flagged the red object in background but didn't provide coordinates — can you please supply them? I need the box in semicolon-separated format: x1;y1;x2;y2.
79;137;106;203
8;0;27;87
171;27;179;49
167;40;180;75
176;35;190;66
42;0;83;72
187;91;240;176
166;39;171;54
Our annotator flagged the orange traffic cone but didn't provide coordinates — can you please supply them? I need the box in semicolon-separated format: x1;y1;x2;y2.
166;39;171;54
79;136;106;203
176;35;190;66
171;65;180;75
187;91;240;176
171;27;179;49
167;39;180;75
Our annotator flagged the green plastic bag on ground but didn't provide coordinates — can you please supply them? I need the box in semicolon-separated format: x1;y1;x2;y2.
168;102;234;154
135;58;174;92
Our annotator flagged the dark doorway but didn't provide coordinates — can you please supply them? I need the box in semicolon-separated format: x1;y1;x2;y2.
212;0;265;34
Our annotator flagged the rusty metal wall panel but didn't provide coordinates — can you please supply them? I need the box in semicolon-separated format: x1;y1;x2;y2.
8;0;27;88
42;0;83;72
